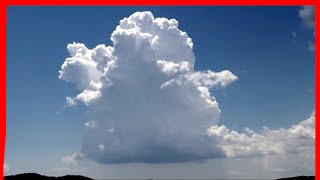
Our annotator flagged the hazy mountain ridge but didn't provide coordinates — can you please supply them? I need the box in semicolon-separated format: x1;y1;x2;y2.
4;173;315;180
277;176;315;180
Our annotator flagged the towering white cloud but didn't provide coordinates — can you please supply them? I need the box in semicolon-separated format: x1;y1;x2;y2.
59;11;314;165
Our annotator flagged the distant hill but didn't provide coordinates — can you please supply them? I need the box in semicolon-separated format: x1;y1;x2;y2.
277;176;315;180
5;173;93;180
4;173;315;180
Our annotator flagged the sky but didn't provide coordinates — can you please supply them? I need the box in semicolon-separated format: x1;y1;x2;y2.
6;6;315;179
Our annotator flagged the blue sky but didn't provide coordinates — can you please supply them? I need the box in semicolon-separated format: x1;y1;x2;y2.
6;6;314;179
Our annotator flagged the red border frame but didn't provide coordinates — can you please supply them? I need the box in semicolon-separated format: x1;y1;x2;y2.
1;2;318;180
1;1;318;5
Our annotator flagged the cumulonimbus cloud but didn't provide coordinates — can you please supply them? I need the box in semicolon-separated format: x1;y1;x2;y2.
59;11;314;164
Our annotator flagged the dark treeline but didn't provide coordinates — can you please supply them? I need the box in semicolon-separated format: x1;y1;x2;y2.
5;173;93;180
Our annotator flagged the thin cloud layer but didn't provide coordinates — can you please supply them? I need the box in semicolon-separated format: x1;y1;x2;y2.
59;11;314;164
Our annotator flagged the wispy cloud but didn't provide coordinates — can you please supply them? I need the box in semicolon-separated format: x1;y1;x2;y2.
61;152;83;166
308;41;315;52
291;32;297;45
51;152;87;174
299;6;315;29
298;6;315;52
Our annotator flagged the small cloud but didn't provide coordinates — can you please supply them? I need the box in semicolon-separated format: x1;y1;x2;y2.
298;6;315;52
291;32;297;45
98;144;104;151
307;88;314;94
51;153;86;174
85;121;96;128
308;41;315;52
65;96;77;107
299;6;315;29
